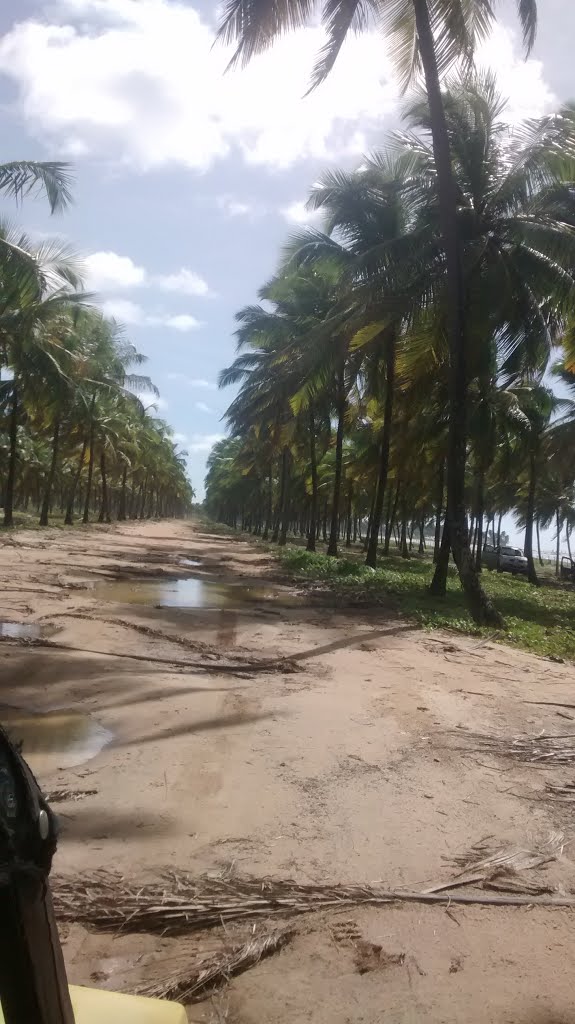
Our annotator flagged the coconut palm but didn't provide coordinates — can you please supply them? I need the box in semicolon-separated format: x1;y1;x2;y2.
217;0;538;625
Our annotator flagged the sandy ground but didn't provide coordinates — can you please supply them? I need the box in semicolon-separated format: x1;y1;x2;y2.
2;518;575;1022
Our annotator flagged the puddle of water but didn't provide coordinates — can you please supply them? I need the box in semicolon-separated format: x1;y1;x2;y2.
0;622;41;640
0;705;113;773
94;576;301;609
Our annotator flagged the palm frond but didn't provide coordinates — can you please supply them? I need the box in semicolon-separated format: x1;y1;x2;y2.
0;161;74;213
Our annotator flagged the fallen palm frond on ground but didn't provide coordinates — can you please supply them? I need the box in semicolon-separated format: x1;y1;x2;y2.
537;782;575;803
51;842;575;940
45;787;97;803
443;728;575;765
135;928;294;1003
428;834;565;897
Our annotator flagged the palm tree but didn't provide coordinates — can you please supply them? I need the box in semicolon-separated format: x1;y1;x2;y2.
217;0;538;624
71;312;157;524
289;150;427;566
396;74;575;598
0;228;85;526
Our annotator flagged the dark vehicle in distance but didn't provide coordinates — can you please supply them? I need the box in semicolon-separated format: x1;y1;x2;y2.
561;556;575;582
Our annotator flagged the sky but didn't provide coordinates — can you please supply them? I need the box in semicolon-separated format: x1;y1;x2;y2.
0;0;571;547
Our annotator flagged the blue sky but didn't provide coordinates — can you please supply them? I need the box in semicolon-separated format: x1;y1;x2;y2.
0;0;571;536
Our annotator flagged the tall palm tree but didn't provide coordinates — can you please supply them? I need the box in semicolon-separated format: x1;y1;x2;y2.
396;74;575;595
0;227;85;526
217;0;538;623
288;150;426;566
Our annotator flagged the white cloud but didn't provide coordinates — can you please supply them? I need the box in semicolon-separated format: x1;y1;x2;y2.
84;250;146;291
0;0;399;171
195;400;213;413
476;25;556;122
216;195;253;217
83;250;211;302
101;298;145;323
281;199;322;226
157;267;211;297
101;299;202;331
0;3;554;176
188;432;225;453
172;431;188;444
160;313;202;332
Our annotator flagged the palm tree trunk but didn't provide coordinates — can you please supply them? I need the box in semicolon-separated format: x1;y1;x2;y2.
345;484;353;548
118;465;128;521
400;507;409;559
474;467;485;572
39;415;61;526
139;474;148;519
64;438;87;525
429;507;451;595
524;449;539;586
82;407;96;523
3;383;19;528
98;452;111;523
414;0;501;627
327;381;346;557
567;524;573;562
262;464;273;541
556;508;561;577
128;478;138;518
384;483;400;556
307;406;318;552
433;458;445;563
365;332;396;567
277;448;290;547
419;517;425;554
469;516;476;557
363;494;375;553
536;519;543;566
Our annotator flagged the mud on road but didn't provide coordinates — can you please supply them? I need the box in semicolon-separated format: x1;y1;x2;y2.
1;518;575;1022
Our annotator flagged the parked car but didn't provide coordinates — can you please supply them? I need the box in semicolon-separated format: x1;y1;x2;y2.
560;556;575;582
483;544;529;575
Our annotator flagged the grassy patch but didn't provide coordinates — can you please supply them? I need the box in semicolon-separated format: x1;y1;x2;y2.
278;547;575;661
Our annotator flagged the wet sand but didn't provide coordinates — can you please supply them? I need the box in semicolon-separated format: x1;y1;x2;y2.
1;518;575;1022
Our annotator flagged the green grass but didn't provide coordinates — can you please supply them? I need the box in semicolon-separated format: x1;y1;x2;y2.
0;511;72;531
278;546;575;661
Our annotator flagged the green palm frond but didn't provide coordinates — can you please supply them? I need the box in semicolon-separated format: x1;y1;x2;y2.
0;161;74;213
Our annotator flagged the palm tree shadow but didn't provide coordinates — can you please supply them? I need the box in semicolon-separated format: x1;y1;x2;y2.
514;1016;575;1024
115;709;282;748
58;807;175;842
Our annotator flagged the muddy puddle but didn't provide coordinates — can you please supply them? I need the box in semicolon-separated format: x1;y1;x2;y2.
0;705;112;774
0;622;41;640
93;575;301;609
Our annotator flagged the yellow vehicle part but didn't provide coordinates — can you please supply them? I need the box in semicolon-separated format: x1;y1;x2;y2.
0;985;187;1023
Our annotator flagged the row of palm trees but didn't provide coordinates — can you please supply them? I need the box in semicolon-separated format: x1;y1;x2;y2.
205;72;575;621
0;163;193;527
213;0;541;626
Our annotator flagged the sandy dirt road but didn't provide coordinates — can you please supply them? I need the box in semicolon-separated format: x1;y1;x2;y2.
1;518;575;1022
